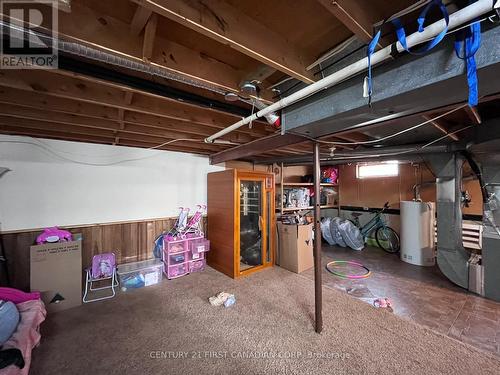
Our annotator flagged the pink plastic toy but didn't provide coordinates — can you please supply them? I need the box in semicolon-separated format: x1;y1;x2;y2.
373;298;393;309
36;227;72;244
166;205;206;240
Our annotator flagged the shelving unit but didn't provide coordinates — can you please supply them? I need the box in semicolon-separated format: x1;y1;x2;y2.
276;182;338;187
281;205;337;212
276;163;340;216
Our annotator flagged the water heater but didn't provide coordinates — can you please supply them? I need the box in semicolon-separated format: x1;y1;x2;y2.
400;201;436;266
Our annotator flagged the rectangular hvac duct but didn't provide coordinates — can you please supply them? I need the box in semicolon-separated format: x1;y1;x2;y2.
282;26;500;138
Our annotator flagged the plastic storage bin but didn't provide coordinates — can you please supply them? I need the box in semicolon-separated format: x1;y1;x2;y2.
190;259;206;273
165;238;188;254
189;237;210;256
118;259;163;291
167;263;188;279
189;250;205;261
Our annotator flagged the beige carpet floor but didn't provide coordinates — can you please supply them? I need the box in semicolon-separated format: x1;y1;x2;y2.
30;266;500;375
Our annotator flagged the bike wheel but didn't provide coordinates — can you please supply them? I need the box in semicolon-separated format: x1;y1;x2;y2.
375;226;400;253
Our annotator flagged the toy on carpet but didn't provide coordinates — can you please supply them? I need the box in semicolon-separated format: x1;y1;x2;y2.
208;292;236;308
373;297;393;309
325;260;371;279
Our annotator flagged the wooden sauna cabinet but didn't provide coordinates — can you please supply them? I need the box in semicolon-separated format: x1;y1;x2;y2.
207;169;275;278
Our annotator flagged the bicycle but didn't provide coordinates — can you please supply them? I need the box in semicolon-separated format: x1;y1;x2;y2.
349;202;400;253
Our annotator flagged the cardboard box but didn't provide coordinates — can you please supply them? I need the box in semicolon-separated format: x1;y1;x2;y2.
277;223;313;273
30;240;82;313
326;194;336;206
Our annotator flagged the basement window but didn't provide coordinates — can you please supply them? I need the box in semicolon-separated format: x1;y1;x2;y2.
356;162;399;179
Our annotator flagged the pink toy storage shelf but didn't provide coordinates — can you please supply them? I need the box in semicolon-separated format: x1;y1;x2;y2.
166;252;188;265
166;263;188;279
190;259;206;273
163;235;210;280
189;249;205;262
189;237;210;255
165;238;188;254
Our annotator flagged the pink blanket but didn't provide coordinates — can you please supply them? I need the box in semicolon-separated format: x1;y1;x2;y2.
0;288;40;305
0;300;46;375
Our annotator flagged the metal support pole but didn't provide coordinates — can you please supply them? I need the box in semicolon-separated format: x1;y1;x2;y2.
313;142;323;333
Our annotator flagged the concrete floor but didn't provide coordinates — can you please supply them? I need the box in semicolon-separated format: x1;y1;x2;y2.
300;245;500;357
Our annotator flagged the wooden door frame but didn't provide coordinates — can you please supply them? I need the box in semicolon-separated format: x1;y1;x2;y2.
235;170;274;277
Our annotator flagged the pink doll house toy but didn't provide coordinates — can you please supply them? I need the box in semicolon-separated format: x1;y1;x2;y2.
36;227;72;244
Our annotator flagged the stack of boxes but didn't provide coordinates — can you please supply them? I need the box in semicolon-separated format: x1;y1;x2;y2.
163;235;210;279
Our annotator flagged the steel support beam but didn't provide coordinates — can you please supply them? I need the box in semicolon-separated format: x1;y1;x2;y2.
313;142;323;334
282;26;500;139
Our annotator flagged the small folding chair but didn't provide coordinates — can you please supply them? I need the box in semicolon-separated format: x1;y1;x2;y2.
83;253;118;303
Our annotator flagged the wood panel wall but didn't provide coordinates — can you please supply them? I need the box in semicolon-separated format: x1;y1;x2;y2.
338;163;483;216
1;217;206;291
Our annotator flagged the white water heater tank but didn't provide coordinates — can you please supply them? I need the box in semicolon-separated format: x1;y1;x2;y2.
400;201;436;266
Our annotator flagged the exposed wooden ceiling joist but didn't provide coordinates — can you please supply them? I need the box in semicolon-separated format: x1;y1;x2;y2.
422;115;459;141
56;1;249;96
210;133;308;165
142;13;158;62
0;86;260;143
317;0;387;47
0;103;236;144
131;0;315;84
464;105;482;125
0;125;216;156
130;5;153;35
0;69;273;138
0;115;230;152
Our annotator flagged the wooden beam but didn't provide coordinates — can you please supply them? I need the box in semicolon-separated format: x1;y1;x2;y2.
142;13;158;62
423;115;459;141
0;103;239;145
0;126;213;156
239;64;277;87
130;5;153;36
0;119;226;153
327;131;373;143
132;0;315;83
0;86;258;143
464;105;482;125
56;1;246;94
124;91;134;105
210;133;307;164
317;0;386;47
0;69;272;138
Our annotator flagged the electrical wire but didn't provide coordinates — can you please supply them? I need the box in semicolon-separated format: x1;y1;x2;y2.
0;137;207;166
290;104;468;146
319;125;474;161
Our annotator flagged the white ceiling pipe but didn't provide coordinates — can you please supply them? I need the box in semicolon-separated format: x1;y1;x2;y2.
205;0;496;144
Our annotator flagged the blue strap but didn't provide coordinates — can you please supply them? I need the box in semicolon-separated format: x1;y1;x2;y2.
366;29;381;106
392;0;449;55
366;0;449;106
454;19;481;106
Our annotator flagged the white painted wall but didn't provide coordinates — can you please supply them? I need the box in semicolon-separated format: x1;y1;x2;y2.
0;135;224;231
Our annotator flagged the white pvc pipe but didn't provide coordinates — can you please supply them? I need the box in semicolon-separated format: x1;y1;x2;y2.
205;0;496;143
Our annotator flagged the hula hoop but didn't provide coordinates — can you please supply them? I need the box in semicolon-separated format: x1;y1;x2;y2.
325;260;371;279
